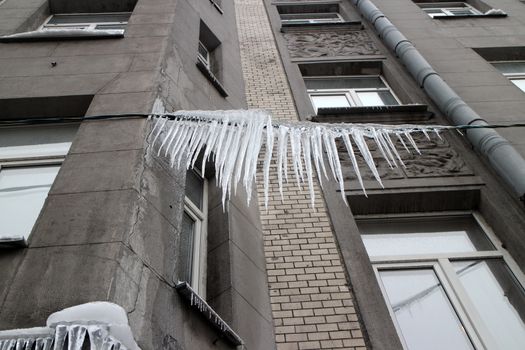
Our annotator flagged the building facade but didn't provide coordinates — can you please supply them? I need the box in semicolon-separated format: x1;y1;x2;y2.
0;0;525;349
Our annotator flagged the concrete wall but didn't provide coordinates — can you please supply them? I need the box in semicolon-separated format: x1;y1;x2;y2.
0;0;274;349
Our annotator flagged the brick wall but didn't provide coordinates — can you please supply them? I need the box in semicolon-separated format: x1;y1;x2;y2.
234;0;368;349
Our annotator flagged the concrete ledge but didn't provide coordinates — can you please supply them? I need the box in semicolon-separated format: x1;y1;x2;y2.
196;60;229;97
0;29;124;43
314;104;432;123
280;21;362;32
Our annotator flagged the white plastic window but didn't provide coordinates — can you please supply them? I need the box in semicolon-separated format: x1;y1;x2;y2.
198;41;211;70
418;2;482;17
280;12;344;25
305;76;400;112
0;125;77;244
492;61;525;93
39;13;130;33
180;169;208;296
358;213;525;350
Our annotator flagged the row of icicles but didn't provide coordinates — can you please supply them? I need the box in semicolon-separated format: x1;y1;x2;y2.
148;110;449;208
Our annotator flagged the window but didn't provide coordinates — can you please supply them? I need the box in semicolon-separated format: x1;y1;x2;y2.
180;169;208;296
198;41;211;70
305;76;400;112
358;214;525;350
280;12;344;25
0;125;78;245
491;61;525;93
418;2;482;17
413;0;506;18
277;3;344;25
39;13;131;34
196;21;227;97
0;12;131;41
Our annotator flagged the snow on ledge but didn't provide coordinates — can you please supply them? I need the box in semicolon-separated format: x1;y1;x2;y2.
0;302;140;350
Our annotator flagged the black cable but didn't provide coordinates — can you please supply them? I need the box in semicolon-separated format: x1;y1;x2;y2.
1;113;525;131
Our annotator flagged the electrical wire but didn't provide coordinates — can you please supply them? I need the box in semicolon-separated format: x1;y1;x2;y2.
1;113;525;131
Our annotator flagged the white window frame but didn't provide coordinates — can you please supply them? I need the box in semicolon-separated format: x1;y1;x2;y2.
280;12;344;25
491;60;525;93
306;75;401;111
183;169;208;297
198;41;211;70
38;13;130;33
418;2;482;17
0;125;75;244
359;211;525;350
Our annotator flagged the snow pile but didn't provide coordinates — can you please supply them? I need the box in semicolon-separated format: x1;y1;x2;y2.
47;302;140;350
485;8;506;15
0;302;139;350
149;110;447;208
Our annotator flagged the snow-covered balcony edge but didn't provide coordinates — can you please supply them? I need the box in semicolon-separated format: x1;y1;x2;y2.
0;302;140;350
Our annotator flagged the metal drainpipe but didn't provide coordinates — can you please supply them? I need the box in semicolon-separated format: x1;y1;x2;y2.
351;0;525;201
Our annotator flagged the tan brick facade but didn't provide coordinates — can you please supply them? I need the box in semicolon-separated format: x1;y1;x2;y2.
234;1;368;349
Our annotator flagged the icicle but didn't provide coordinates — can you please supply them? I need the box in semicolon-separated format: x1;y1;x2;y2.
150;110;446;209
310;128;325;188
396;132;411;154
276;126;289;200
421;128;431;140
342;133;365;197
328;132;348;205
384;132;405;168
314;126;329;181
301;132;316;208
289;128;301;189
322;129;338;181
352;130;384;188
404;130;421;154
150;117;168;146
263;114;275;208
433;127;444;141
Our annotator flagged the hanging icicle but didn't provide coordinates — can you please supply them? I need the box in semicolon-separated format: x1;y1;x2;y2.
148;110;448;208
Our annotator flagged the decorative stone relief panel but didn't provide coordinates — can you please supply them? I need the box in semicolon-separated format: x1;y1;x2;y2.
284;29;381;58
337;133;474;182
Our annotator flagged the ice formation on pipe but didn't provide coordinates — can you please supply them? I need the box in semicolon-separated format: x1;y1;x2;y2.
148;110;446;208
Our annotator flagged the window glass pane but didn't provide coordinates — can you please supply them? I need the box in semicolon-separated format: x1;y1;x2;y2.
510;78;525;92
378;90;399;105
356;91;399;106
359;216;495;257
379;269;474;350
0;166;60;239
0;125;77;159
281;13;340;20
311;94;352;110
453;259;525;349
179;212;195;284
448;8;476;15
305;77;385;90
48;13;130;25
186;169;204;210
492;62;525;74
356;92;384;106
94;24;126;30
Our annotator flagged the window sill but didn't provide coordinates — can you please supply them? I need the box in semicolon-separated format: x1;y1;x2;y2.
432;13;507;19
176;282;243;346
313;104;432;123
0;236;27;248
280;21;362;32
196;60;229;97
0;29;124;43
